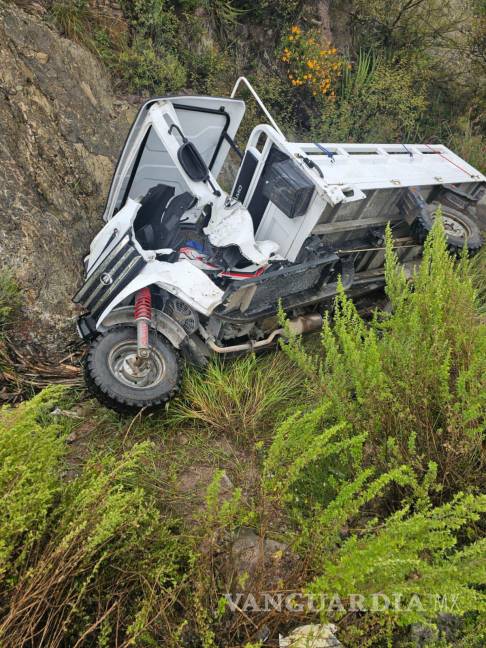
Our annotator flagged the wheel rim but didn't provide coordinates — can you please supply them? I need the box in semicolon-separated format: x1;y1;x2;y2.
108;341;166;389
431;210;471;240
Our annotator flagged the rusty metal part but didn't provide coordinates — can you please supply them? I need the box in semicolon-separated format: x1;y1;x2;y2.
207;313;323;354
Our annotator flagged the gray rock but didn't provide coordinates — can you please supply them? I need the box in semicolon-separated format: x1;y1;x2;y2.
230;527;288;580
279;624;343;648
0;1;136;355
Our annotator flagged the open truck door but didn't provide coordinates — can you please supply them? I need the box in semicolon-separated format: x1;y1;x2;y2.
102;96;246;222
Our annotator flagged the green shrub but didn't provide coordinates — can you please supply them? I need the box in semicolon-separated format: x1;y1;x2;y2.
311;55;427;141
117;35;187;94
0;388;190;647
176;14;235;96
263;392;486;645
280;217;485;492
309;493;486;638
121;0;179;48
0;387;68;579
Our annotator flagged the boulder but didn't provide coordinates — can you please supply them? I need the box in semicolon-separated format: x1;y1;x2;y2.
279;624;342;648
229;527;293;587
0;0;135;354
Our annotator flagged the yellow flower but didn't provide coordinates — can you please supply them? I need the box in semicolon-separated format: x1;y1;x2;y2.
291;25;301;34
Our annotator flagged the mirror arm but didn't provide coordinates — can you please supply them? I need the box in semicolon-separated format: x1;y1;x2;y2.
168;123;187;143
207;177;221;197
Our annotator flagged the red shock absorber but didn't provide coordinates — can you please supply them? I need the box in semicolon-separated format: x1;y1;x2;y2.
134;287;152;357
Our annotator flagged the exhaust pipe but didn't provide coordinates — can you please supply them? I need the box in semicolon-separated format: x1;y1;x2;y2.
207;314;323;354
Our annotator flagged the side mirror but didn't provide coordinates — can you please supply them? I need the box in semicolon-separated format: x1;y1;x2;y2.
169;123;221;196
178;141;209;182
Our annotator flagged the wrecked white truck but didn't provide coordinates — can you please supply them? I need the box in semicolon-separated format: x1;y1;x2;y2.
73;78;485;412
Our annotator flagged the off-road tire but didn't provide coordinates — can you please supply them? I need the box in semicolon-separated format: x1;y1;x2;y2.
85;326;182;414
411;201;483;256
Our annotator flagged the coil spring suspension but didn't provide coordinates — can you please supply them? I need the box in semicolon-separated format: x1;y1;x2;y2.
134;287;152;358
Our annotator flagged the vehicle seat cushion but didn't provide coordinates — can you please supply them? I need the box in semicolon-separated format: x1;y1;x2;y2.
161;192;197;249
134;183;175;234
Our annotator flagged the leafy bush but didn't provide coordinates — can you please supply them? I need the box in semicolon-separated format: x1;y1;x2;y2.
263;399;486;645
175;13;235;96
309;493;486;639
311;54;427;141
263;353;486;644
0;387;68;579
280;25;346;99
280;218;485;492
121;0;179;47
118;35;187;94
0;388;190;647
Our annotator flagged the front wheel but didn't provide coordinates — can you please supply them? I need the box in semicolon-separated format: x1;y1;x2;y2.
85;326;182;413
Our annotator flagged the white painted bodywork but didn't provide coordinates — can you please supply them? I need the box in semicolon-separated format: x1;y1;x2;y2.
95;259;224;327
102;96;246;222
204;201;280;264
87;198;140;273
81;84;485;333
86;99;281;330
235;125;486;261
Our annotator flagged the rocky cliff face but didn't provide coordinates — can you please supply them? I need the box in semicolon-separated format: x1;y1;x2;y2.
0;0;134;354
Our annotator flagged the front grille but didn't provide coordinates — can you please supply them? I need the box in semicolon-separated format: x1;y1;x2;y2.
73;235;146;321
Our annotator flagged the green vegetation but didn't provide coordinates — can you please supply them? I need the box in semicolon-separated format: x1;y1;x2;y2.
0;389;191;646
1;221;485;646
279;219;486;493
4;1;486;645
0;271;20;332
167;353;304;438
45;0;485;165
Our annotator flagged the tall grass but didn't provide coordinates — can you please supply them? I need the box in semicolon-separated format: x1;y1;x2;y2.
49;0;94;47
340;49;376;100
166;352;305;440
0;271;20;333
